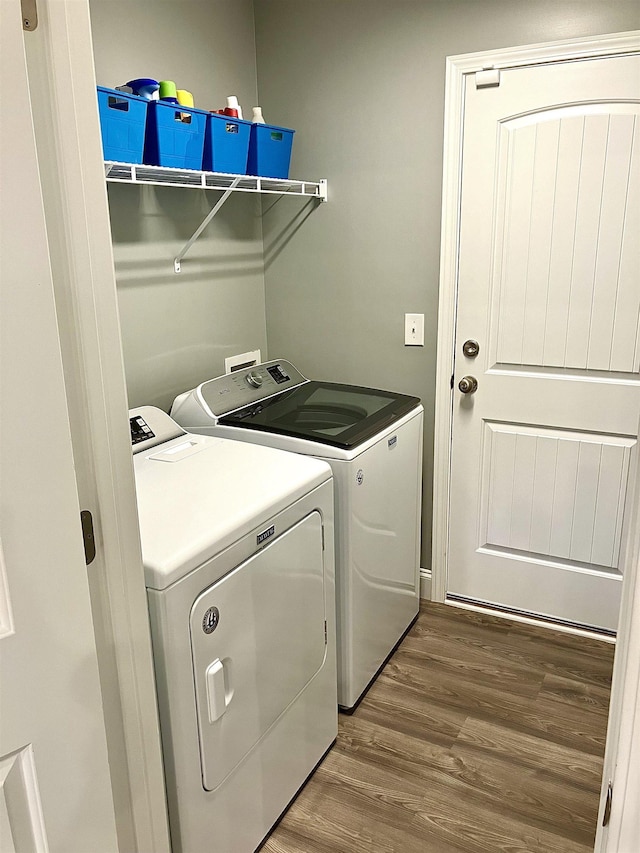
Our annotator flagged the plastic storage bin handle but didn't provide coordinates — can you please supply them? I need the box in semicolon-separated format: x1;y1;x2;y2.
175;111;193;125
107;95;130;112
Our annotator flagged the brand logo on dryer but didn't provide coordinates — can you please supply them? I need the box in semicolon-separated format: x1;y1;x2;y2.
202;606;220;634
257;525;275;546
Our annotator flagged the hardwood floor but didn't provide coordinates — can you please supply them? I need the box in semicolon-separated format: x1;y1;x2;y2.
262;600;614;853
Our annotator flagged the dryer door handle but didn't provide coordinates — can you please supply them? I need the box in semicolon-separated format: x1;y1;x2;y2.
206;659;228;723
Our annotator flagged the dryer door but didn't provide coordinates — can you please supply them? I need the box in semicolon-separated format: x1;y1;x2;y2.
189;511;327;791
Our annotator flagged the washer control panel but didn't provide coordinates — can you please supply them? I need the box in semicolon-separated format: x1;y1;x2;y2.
200;359;307;417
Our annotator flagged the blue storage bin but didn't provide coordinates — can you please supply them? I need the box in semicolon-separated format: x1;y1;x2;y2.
247;123;295;179
97;86;148;164
143;102;208;170
203;114;252;174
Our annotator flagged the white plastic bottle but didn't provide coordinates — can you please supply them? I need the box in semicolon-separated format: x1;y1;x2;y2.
252;106;265;124
226;95;243;120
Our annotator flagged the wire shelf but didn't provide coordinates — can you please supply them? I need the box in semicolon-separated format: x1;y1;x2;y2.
104;162;327;201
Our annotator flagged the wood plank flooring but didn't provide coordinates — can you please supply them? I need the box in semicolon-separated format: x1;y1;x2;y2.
262;600;614;853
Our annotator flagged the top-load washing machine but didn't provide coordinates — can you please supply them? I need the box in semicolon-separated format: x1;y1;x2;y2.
130;406;337;852
170;360;423;711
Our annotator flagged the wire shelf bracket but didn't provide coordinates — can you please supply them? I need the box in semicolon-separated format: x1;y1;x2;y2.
174;177;241;273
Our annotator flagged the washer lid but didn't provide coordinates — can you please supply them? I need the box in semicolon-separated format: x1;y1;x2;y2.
219;381;422;449
133;432;331;590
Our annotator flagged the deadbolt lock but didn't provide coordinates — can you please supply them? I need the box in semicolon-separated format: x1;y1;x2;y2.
462;339;480;357
458;375;478;394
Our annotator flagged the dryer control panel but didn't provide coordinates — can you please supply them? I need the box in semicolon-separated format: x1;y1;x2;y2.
131;414;155;446
198;359;308;418
130;406;186;454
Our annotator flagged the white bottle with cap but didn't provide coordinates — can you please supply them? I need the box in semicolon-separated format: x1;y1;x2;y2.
252;106;265;124
226;95;243;120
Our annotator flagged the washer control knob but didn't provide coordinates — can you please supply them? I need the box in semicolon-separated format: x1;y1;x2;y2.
458;375;478;394
246;371;263;388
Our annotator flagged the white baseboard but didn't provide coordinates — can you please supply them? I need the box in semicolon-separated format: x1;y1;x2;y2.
419;568;431;601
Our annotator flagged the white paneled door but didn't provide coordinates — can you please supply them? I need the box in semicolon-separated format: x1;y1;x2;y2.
448;50;640;631
0;2;118;849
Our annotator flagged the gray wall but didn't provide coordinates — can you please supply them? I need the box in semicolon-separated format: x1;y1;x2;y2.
91;0;638;568
90;0;267;411
253;0;640;569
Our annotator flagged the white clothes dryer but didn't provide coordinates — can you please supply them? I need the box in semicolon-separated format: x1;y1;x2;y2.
130;406;337;853
170;360;423;711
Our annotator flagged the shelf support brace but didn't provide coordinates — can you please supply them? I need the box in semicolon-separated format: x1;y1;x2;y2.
174;176;241;273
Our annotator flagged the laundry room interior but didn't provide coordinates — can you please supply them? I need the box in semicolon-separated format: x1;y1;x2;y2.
4;0;640;852
88;0;638;584
91;0;638;847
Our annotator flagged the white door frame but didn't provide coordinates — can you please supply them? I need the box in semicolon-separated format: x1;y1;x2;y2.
432;29;640;604
1;1;119;845
595;424;640;850
21;2;171;850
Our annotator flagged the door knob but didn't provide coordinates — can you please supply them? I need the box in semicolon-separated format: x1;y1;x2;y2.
458;375;478;394
462;339;480;357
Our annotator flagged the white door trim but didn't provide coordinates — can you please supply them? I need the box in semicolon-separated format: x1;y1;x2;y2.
23;1;171;850
595;419;640;850
432;29;640;603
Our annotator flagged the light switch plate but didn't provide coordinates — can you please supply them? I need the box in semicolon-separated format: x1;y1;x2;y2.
404;314;424;346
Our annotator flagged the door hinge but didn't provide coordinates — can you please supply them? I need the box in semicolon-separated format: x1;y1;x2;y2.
322;526;325;551
450;373;455;390
475;67;500;89
80;510;96;566
324;620;328;644
602;781;613;827
21;0;38;30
